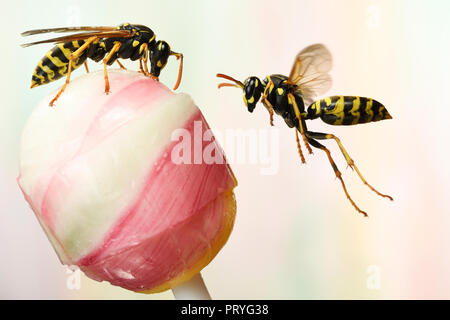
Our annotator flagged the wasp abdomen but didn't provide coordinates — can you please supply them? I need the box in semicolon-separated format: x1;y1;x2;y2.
307;96;392;125
31;40;87;88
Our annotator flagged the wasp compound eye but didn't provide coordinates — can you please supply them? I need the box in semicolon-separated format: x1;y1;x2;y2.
243;77;263;113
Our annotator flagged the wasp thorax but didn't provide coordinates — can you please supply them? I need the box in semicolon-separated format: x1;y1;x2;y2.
243;77;263;113
150;40;170;77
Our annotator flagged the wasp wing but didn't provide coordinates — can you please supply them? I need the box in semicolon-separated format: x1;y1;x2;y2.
21;26;118;36
20;30;133;48
288;43;332;106
295;73;332;106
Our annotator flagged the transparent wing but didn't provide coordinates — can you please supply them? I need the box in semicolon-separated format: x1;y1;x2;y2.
21;26;117;36
295;73;332;106
21;30;133;48
287;43;333;106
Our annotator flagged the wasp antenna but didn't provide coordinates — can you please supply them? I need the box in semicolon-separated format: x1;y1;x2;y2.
170;51;183;90
216;73;244;88
218;83;241;89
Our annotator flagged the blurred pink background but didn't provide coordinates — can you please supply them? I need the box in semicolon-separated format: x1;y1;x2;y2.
1;0;449;299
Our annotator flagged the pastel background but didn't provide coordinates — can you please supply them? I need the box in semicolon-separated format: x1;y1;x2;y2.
1;0;449;299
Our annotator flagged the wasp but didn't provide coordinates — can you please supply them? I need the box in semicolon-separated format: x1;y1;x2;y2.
217;44;393;216
21;23;183;106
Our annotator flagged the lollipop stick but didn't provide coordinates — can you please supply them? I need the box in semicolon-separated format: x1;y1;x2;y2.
172;273;211;300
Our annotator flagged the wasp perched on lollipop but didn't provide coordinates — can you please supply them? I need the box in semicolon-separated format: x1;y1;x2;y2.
21;23;183;106
217;43;393;216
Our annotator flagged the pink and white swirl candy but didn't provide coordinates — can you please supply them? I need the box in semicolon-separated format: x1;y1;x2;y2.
18;70;237;293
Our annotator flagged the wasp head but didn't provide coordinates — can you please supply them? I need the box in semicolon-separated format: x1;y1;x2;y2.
149;40;183;90
150;40;170;77
217;74;263;113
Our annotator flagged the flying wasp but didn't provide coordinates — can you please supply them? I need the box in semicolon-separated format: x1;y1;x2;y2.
21;23;183;106
217;43;393;216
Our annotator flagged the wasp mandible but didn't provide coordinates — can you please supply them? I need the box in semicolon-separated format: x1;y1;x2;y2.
21;23;183;106
217;44;393;216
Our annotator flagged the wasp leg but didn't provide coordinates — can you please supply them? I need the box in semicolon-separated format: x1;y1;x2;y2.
260;80;275;126
170;51;183;90
49;36;98;106
288;92;313;155
136;43;155;79
142;43;151;77
84;61;89;73
142;45;158;81
103;41;122;94
305;131;393;201
294;128;306;164
306;134;368;217
261;95;275;126
138;56;152;78
116;59;127;70
139;58;144;73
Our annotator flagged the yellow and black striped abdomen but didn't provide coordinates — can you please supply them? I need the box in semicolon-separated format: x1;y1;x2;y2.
307;96;392;125
31;40;87;88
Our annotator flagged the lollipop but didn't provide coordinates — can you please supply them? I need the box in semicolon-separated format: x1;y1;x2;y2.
17;69;237;295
